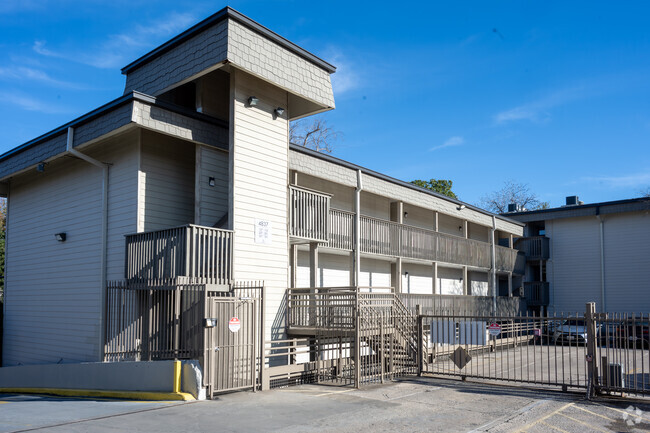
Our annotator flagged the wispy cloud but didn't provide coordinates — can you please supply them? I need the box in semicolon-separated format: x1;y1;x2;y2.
429;136;464;151
0;66;83;89
0;92;70;114
33;11;198;69
494;86;586;124
323;48;360;95
580;172;650;189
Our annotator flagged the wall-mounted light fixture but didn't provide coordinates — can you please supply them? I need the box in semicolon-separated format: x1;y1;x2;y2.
37;163;46;172
457;205;466;211
247;96;259;107
208;177;216;187
274;107;285;117
404;271;409;277
403;211;408;218
54;232;67;242
458;226;463;231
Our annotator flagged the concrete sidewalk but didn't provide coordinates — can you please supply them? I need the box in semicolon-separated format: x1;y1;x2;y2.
1;377;649;432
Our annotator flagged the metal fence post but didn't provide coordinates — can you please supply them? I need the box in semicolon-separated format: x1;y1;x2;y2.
585;302;598;398
354;290;361;389
416;304;423;376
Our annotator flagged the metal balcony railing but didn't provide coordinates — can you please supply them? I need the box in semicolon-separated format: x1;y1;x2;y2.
289;185;331;242
125;224;233;285
516;236;550;260
524;281;550;306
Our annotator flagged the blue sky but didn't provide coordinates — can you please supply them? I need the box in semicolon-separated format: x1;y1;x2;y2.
1;1;649;207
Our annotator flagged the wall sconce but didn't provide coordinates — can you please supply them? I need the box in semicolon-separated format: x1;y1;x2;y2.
403;211;408;218
54;232;67;242
457;205;466;211
404;271;409;277
274;107;285;117
247;96;259;107
37;163;46;172
208;177;216;187
458;226;463;231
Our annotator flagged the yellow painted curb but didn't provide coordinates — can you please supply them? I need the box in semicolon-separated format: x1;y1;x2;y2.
0;388;195;401
173;360;181;394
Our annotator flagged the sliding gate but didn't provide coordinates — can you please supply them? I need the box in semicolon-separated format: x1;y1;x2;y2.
203;283;263;395
419;302;650;398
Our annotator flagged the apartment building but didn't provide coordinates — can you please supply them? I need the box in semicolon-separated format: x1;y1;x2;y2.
0;7;524;371
508;196;650;314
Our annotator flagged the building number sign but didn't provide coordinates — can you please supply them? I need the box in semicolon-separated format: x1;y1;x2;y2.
254;219;272;244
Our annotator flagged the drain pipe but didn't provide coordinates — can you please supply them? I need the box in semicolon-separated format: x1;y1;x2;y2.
66;127;109;360
354;170;363;288
596;210;605;312
491;215;497;316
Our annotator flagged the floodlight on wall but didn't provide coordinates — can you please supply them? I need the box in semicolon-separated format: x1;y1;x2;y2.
274;107;285;117
54;232;67;242
404;272;409;277
457;205;466;211
208;177;216;187
37;163;46;172
403;211;408;218
247;96;259;107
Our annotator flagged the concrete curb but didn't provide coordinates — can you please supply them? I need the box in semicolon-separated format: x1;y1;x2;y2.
0;387;195;401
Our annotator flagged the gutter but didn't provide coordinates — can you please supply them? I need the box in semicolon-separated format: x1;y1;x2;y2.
354;170;363;286
66;127;109;360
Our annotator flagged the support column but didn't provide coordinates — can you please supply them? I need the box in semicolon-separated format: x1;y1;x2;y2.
392;258;403;293
490;216;497;316
349;251;355;286
463;266;468;295
462;220;468;238
290;244;298;288
432;262;438;294
509;234;514;249
433;211;439;232
508;272;513;297
309;242;319;288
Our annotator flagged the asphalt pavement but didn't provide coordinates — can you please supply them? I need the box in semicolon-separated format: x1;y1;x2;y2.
1;377;650;432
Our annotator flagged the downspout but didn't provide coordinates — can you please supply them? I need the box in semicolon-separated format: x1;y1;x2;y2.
354;170;363;288
66;127;109;360
491;215;497;316
596;209;605;312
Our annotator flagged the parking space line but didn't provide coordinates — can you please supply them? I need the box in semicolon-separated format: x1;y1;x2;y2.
539;420;571;433
557;412;610;433
514;402;574;433
592;401;650;422
571;405;616;421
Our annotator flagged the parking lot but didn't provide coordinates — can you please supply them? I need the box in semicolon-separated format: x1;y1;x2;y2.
1;376;650;432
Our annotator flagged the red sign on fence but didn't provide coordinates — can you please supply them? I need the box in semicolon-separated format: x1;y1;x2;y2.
488;323;501;336
229;317;241;333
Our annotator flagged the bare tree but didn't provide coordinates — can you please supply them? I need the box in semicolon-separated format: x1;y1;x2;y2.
289;117;340;153
639;187;650;198
478;180;549;213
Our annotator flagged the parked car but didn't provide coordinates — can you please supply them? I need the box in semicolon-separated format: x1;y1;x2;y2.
552;319;598;345
615;321;649;349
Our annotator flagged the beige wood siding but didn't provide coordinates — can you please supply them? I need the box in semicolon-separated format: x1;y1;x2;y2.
602;212;650;312
547;217;602;313
139;131;195;232
3;132;139;366
231;70;289;342
197;145;229;227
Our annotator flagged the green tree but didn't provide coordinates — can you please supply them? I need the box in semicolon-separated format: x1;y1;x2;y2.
410;179;458;199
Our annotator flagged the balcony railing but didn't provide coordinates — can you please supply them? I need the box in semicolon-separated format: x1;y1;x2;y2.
516;236;550;260
524;281;550;306
125;224;233;285
327;210;520;273
289;185;330;242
